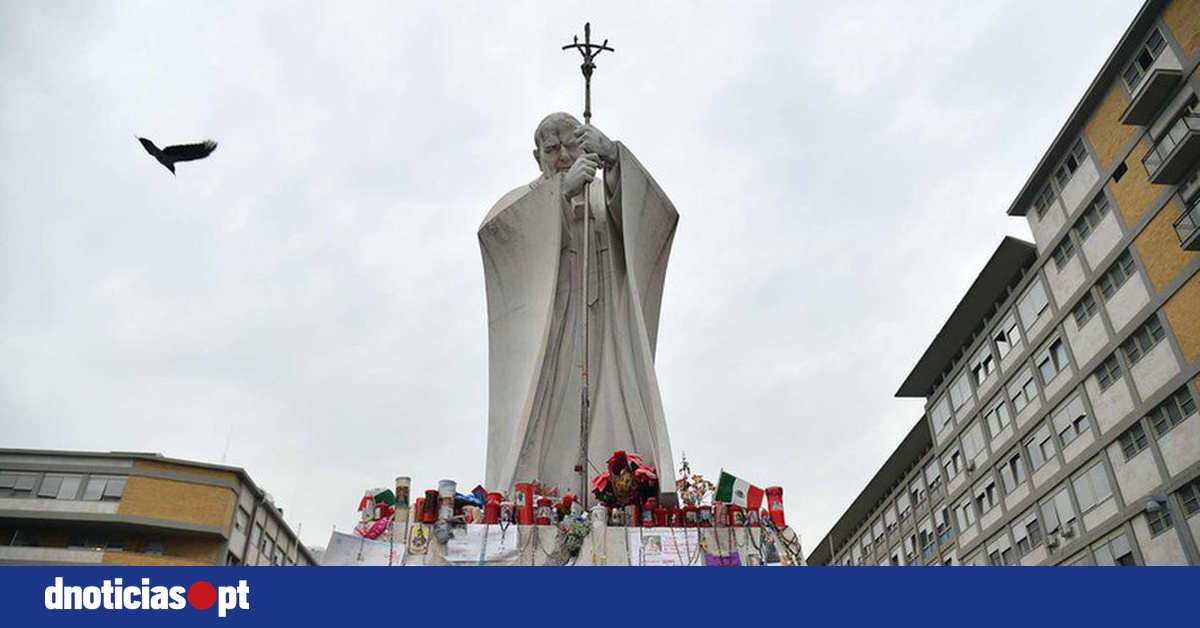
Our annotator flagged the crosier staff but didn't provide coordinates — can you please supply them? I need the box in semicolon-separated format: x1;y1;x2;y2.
562;23;614;508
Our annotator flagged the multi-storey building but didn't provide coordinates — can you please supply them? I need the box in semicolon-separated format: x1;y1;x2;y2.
810;0;1200;567
0;448;317;566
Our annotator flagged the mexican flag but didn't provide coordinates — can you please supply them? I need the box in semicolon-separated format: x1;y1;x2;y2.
715;470;764;509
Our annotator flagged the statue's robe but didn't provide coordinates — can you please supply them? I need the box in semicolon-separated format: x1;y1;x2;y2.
479;143;677;497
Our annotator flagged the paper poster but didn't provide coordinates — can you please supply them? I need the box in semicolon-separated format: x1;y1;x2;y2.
443;525;521;563
408;524;430;556
626;528;701;566
321;530;406;566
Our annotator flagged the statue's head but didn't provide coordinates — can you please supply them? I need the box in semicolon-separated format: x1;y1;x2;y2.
533;112;582;179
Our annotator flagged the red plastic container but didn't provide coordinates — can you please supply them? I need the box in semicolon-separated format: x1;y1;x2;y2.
485;492;502;524
421;490;439;524
515;483;535;525
766;487;785;528
728;504;745;527
536;497;553;525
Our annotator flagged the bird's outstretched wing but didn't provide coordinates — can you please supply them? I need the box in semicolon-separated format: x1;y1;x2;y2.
162;140;218;162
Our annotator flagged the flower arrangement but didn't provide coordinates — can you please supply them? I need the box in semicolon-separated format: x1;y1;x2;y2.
591;450;660;507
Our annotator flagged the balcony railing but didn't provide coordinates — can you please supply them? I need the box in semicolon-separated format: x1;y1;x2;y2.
1143;113;1200;184
1175;196;1200;251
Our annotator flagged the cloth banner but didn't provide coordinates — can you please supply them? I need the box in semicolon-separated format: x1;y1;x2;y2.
705;552;742;566
322;530;405;566
626;529;701;566
443;525;521;563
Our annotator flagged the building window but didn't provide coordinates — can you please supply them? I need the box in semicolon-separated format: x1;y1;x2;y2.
1146;507;1173;537
0;472;38;498
994;315;1021;359
944;449;963;480
930;396;952;431
1093;533;1137;566
1010;373;1038;413
1019;280;1051;326
250;524;263;552
1038;338;1070;384
1041;486;1076;535
69;537;125;552
82;476;126;502
1122;27;1166;92
1118;422;1150;460
1094;354;1123;391
1033;183;1057;218
1053;139;1088;188
971;349;995;387
1058;411;1091;447
1121;316;1166;366
1026;423;1057;471
949;371;973;411
925;460;942;491
235;507;251;533
37;474;83;500
975;482;999;514
999;452;1027;494
1016;517;1043;557
1071;292;1098;328
910;479;925;505
1073;193;1111;241
1072;462;1112;513
956;500;976;530
1147;386;1197;438
984;399;1011;440
1179;478;1200;516
1097;251;1136;300
1050;237;1076;271
145;540;165;556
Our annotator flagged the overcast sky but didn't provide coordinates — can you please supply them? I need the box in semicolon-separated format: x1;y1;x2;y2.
1;1;1143;551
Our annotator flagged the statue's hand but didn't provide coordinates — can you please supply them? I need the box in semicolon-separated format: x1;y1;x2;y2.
562;153;599;198
575;125;617;167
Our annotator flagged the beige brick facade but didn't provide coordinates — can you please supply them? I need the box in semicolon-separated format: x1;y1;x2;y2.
118;476;235;530
1166;0;1200;58
1135;199;1198;292
1109;140;1170;227
1086;85;1137;170
1164;273;1200;363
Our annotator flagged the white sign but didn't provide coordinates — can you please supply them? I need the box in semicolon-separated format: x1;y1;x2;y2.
444;525;521;563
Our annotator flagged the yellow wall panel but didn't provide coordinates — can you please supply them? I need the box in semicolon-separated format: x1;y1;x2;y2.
1109;141;1169;227
118;476;235;530
1164;273;1200;363
103;552;213;567
1085;85;1136;170
1134;202;1197;292
1165;0;1200;58
134;459;239;483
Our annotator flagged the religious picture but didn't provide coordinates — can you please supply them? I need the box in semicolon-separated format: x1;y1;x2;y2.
762;529;781;565
408;524;429;556
644;535;663;555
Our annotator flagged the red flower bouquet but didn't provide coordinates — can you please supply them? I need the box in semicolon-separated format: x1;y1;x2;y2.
592;450;660;507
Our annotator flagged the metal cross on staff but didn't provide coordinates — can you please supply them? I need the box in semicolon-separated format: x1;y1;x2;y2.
562;22;613;507
562;22;614;124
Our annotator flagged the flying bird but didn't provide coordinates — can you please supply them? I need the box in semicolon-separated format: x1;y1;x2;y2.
137;137;218;175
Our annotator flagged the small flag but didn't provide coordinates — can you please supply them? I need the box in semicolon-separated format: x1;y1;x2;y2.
715;470;764;509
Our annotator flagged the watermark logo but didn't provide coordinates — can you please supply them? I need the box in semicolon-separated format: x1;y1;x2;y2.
45;577;249;617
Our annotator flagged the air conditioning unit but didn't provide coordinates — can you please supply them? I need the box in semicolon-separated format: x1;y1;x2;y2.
1061;525;1075;539
965;460;977;473
1046;534;1060;548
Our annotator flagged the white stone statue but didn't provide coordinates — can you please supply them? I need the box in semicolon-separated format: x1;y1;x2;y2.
479;112;677;500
